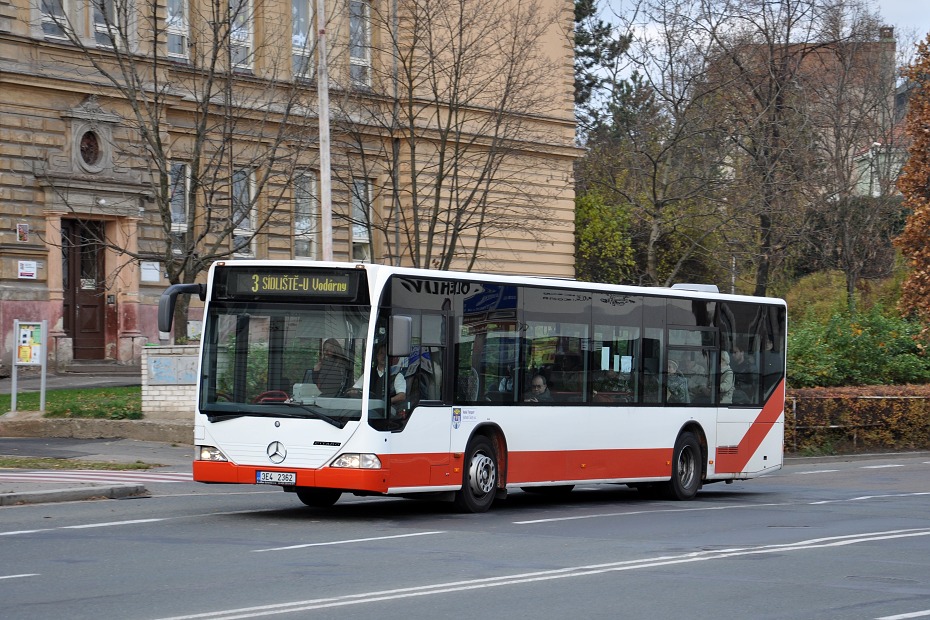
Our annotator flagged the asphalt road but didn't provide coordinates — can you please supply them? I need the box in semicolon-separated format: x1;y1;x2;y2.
2;452;929;620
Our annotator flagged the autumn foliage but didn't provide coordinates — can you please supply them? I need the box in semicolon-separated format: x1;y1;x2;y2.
895;35;930;324
787;385;930;454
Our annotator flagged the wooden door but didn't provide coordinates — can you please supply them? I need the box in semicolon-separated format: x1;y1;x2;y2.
62;220;106;360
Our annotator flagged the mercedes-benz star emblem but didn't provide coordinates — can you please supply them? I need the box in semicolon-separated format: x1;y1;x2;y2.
266;441;287;464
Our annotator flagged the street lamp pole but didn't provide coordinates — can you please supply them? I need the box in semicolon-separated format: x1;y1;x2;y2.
317;0;333;260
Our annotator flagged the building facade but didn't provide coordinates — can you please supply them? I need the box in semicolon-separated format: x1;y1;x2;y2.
0;0;578;368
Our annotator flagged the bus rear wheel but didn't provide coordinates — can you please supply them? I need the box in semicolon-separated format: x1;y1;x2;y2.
454;436;498;513
295;487;342;508
664;431;702;500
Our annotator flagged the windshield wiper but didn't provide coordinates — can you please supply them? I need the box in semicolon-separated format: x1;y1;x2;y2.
278;402;344;428
205;411;246;422
203;406;343;427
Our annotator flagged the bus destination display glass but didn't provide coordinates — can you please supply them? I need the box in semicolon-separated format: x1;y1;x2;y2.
217;267;361;300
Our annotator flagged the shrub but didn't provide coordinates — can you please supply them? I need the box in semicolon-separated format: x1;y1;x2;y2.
788;307;930;387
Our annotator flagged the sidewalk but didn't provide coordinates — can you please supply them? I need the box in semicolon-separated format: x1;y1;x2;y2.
0;364;143;395
1;367;195;506
0;364;193;446
0;437;195;506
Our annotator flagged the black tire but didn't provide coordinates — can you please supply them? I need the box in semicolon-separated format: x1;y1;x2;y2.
454;436;498;513
295;487;342;508
664;431;702;500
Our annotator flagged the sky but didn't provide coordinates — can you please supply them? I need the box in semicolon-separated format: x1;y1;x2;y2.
876;0;930;43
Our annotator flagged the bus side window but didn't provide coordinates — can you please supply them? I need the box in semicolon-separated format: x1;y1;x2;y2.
402;313;446;413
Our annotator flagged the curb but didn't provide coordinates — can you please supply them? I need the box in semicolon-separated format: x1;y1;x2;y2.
0;484;148;506
0;417;193;444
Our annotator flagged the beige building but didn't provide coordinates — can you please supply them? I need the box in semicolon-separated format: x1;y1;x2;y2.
0;0;578;368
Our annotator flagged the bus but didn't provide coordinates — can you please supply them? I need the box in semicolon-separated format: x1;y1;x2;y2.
158;260;787;512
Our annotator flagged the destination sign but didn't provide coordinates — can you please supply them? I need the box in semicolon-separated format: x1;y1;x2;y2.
219;268;360;299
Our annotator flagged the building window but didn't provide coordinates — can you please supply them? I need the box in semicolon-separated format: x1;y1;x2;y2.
294;173;319;258
292;0;314;78
93;0;121;47
351;178;371;262
349;0;370;87
232;168;255;256
41;0;67;38
166;0;189;59
169;163;189;255
80;131;102;166
229;0;253;69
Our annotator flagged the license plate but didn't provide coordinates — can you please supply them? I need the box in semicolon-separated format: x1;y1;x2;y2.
256;471;297;485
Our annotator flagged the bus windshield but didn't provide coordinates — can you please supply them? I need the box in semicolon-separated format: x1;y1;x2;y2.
199;301;370;426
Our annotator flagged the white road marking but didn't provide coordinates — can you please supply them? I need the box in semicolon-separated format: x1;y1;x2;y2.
861;464;906;469
0;573;39;580
795;469;840;475
62;518;165;529
0;470;193;483
0;508;283;537
514;502;785;525
809;492;930;505
253;531;445;552
151;529;930;620
877;610;930;620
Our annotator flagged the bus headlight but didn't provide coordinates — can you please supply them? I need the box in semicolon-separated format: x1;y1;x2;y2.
330;453;381;469
198;445;228;462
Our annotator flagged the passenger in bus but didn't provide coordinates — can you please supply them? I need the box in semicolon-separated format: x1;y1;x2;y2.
498;366;515;392
719;351;735;404
680;355;710;402
524;374;553;403
730;345;756;392
591;368;631;402
666;359;690;403
310;338;351;396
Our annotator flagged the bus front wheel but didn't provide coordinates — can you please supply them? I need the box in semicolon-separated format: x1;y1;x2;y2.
295;487;342;508
665;431;702;500
454;436;498;513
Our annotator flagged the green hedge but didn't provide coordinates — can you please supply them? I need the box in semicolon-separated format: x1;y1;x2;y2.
787;394;930;455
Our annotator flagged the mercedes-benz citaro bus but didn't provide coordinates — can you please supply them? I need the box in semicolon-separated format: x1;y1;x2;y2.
158;260;787;512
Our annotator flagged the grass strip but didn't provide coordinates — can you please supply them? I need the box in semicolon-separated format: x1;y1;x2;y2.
0;386;143;420
0;456;156;470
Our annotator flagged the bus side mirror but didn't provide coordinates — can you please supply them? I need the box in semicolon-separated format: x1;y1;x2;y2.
158;283;205;332
389;315;413;357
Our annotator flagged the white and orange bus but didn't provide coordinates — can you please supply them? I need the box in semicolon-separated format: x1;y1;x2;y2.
158;261;787;512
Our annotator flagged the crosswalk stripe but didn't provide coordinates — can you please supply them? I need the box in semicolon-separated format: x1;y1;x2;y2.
0;469;193;483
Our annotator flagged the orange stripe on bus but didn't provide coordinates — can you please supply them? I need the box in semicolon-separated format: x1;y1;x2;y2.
508;448;672;482
715;379;785;474
194;447;674;492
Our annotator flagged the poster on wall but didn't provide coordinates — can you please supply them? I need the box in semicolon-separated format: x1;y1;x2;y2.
141;261;162;283
18;260;37;279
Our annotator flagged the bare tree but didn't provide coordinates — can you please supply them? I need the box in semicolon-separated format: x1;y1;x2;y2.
577;0;735;287
38;0;320;338
802;16;905;313
695;0;829;296
692;0;904;297
330;0;567;271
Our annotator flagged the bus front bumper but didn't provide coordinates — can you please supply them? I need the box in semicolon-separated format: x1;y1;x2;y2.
193;460;390;494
